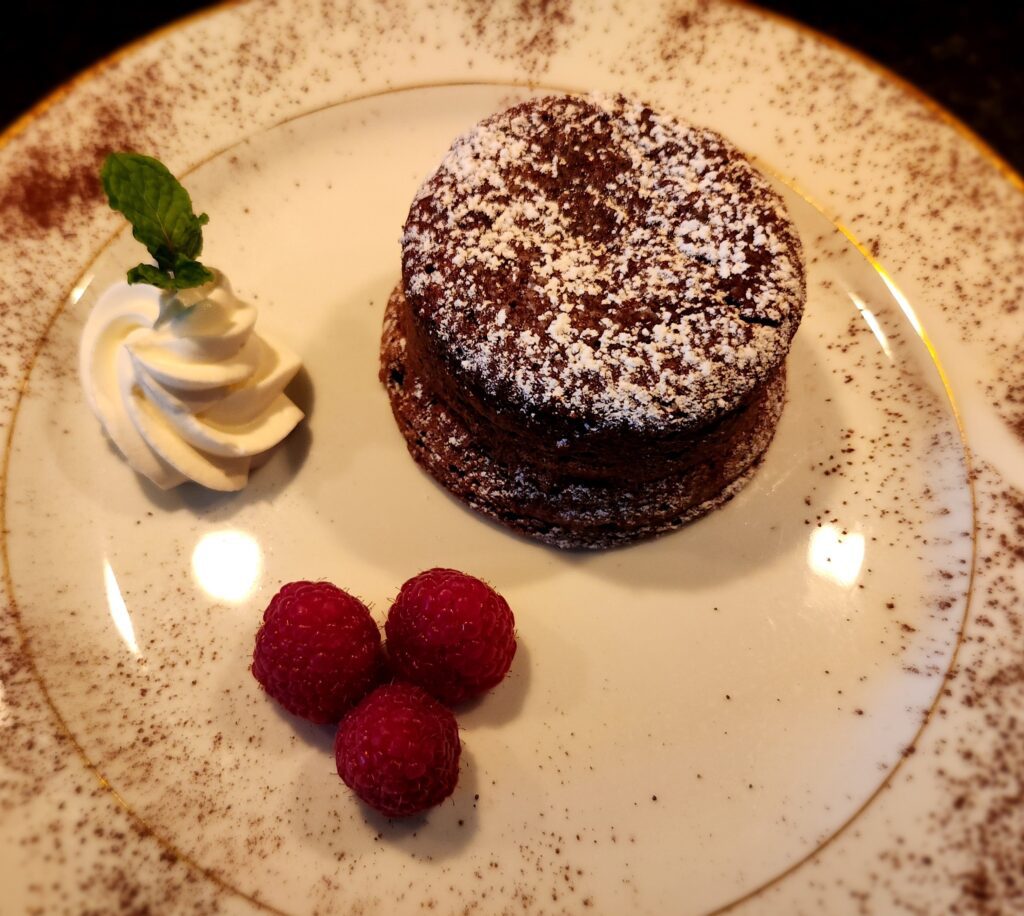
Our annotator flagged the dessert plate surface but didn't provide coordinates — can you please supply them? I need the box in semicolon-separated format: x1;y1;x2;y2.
0;3;1021;914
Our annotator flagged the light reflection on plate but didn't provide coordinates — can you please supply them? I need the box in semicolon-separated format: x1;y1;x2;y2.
807;525;866;589
102;558;142;657
191;530;263;604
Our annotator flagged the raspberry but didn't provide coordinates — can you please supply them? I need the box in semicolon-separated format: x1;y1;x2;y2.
252;581;382;724
385;568;516;704
335;683;461;817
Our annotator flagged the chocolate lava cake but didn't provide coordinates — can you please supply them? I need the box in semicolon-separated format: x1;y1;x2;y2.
381;94;805;549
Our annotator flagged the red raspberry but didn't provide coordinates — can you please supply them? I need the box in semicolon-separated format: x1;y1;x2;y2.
252;581;382;724
335;683;461;817
384;568;516;704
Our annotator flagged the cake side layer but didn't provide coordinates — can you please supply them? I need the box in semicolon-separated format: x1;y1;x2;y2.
380;288;786;550
396;283;779;483
402;93;805;437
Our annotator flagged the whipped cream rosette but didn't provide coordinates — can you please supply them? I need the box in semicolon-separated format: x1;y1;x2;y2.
80;271;303;491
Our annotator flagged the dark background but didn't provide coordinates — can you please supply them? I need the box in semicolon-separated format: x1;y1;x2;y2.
1;1;1021;174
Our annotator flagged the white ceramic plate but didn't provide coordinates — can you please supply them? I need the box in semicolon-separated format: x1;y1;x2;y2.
1;3;1022;914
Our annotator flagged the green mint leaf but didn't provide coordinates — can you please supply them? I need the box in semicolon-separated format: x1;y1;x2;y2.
127;263;177;290
101;152;214;292
170;259;215;289
101;153;208;259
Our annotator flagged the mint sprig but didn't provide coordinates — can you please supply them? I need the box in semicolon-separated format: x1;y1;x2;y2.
100;152;215;292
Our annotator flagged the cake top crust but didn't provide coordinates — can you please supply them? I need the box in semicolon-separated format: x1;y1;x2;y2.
402;94;805;432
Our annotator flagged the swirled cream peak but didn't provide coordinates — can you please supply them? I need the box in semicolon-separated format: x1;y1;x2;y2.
79;272;303;491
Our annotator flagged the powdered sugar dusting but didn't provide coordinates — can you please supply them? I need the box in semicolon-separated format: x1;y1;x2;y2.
402;94;805;431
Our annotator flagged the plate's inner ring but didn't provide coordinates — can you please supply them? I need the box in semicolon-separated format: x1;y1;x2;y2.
4;84;973;916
